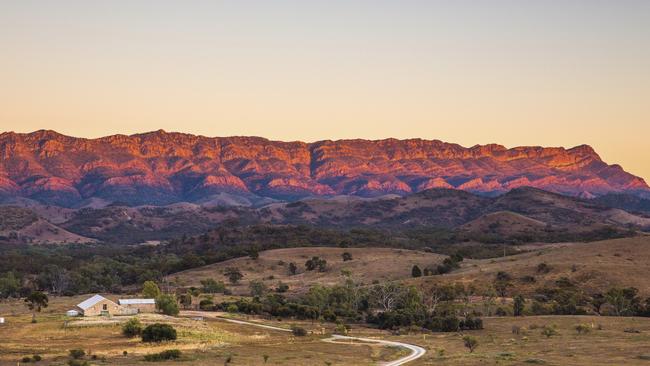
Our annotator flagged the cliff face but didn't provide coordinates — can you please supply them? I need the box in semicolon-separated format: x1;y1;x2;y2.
0;130;647;206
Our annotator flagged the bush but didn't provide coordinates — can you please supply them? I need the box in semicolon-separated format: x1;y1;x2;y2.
21;356;32;363
143;349;182;362
69;349;85;359
141;323;177;342
575;323;591;334
122;318;143;337
226;304;239;313
32;355;42;362
67;361;89;366
291;326;307;336
199;299;214;310
541;325;558;338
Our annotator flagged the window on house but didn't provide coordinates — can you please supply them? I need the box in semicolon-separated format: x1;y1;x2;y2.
103;304;107;310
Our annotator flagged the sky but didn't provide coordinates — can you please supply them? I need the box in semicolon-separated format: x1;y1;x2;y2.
1;0;649;180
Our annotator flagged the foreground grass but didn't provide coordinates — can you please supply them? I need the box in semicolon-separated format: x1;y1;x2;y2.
366;315;650;366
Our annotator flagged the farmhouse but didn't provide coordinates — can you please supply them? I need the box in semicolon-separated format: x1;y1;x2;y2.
76;295;123;317
118;298;156;313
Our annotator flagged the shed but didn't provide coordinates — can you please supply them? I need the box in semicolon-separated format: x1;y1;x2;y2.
66;310;80;317
118;298;156;313
76;295;123;317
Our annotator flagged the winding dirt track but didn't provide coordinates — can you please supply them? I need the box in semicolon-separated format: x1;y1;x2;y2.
182;311;426;366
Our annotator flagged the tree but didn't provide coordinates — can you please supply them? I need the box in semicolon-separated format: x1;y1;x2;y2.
0;271;20;298
370;283;404;312
411;265;422;278
513;295;525;316
142;323;177;342
275;282;289;293
224;267;243;284
142;281;161;299
122;318;143;337
462;336;478;353
249;280;268;297
179;292;192;309
24;291;48;323
341;252;353;261
305;257;327;272
249;247;259;260
156;294;179;316
605;287;641;316
288;262;298;275
201;278;226;294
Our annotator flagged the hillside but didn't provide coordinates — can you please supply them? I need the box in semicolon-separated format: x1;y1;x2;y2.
411;236;650;297
0;130;648;207
172;247;446;295
0;206;95;244
2;186;648;244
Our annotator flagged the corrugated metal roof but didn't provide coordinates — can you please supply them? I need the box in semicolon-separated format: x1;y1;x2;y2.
118;299;155;305
77;294;107;310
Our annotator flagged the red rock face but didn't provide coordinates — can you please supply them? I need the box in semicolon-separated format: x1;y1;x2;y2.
0;130;647;206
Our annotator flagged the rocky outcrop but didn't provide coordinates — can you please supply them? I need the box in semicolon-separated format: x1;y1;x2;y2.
0;130;647;206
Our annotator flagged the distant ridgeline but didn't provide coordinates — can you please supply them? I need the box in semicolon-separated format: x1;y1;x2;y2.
0;130;648;207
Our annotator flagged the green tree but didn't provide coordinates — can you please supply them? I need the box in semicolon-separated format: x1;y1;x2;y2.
411;265;422;278
0;271;20;298
201;278;225;293
224;267;243;284
156;294;179;316
24;291;48;323
513;294;525;316
142;281;161;299
249;280;268;297
179;292;192;309
288;262;298;275
605;287;641;316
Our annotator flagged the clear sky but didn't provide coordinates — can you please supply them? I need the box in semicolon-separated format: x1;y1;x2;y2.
1;1;648;180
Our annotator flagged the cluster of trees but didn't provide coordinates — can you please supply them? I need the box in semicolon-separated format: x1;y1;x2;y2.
411;253;464;278
200;278;483;333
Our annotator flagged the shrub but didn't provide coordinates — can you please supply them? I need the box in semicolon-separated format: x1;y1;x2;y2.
143;349;181;362
541;325;558;338
22;356;32;363
462;335;478;353
199;299;214;310
142;323;177;342
342;252;353;261
142;281;161;298
32;355;42;362
69;349;85;359
291;326;308;336
575;323;591;334
226;304;239;313
67;360;89;366
122;318;143;337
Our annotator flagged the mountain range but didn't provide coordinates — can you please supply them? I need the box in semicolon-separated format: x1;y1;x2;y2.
0;130;648;207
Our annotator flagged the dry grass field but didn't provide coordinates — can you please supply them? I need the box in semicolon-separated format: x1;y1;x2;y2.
409;236;650;296
2;296;650;365
172;247;446;295
0;296;402;366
